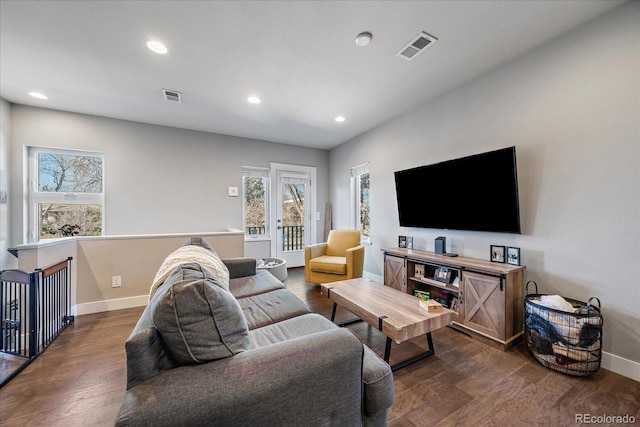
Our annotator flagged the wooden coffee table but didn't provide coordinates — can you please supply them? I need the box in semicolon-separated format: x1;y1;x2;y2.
322;278;452;371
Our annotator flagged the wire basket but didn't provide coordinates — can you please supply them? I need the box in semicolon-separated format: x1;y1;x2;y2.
524;281;603;377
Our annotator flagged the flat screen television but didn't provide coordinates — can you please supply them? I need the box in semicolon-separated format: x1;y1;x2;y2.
394;146;521;233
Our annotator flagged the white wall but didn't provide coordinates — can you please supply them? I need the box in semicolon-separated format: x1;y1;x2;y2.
0;99;11;270
329;3;639;366
8;106;330;254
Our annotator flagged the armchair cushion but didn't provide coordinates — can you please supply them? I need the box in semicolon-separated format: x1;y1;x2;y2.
325;229;362;256
308;255;348;274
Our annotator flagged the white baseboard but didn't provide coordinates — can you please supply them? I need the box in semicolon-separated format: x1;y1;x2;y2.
601;351;640;382
73;295;148;316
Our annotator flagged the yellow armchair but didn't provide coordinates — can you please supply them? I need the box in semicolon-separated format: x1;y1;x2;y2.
305;229;365;284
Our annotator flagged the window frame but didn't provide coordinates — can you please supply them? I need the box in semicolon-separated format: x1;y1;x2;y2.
351;162;371;245
27;146;105;242
242;166;271;241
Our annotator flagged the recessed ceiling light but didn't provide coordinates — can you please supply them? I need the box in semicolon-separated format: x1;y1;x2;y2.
247;96;261;104
335;116;346;122
146;40;168;54
28;91;48;100
355;32;372;47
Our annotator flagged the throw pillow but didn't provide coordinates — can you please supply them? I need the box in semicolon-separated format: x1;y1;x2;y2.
150;262;250;365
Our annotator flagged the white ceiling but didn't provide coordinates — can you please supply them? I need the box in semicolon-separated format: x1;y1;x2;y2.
0;1;625;150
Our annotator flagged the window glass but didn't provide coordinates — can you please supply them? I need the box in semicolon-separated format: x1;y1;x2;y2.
37;152;102;193
243;167;270;238
29;148;104;241
351;163;371;243
39;204;102;239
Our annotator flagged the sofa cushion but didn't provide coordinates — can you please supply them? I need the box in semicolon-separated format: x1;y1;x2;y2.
150;262;250;365
229;270;285;299
237;289;311;330
149;238;230;299
308;255;347;274
248;313;334;348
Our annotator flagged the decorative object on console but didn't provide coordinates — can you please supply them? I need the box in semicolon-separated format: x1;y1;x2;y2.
414;290;430;301
507;247;521;266
398;235;407;248
434;236;458;257
420;299;443;313
414;264;424;278
490;245;505;263
406;236;413;249
434;266;452;283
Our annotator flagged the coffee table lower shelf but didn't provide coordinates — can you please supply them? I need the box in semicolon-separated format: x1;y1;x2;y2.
330;303;435;372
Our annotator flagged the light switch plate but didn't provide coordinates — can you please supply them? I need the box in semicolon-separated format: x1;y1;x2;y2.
228;186;239;197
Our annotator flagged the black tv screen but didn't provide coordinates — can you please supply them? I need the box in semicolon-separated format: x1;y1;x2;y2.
394;146;521;233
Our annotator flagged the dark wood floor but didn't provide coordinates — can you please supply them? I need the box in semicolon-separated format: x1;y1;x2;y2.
1;267;638;426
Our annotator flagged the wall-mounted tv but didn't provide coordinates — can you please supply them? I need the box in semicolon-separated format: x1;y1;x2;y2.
394;146;521;234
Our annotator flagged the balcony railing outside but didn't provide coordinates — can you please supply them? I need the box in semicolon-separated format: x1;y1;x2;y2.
246;226;265;235
245;225;304;251
281;225;304;251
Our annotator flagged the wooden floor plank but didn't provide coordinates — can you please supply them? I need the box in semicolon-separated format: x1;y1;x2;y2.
1;266;638;427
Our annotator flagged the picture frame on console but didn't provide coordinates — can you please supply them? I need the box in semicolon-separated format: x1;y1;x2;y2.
507;247;521;266
398;236;407;248
434;266;451;283
490;245;505;263
406;236;413;249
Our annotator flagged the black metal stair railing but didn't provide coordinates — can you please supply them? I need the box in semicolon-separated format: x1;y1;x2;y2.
1;257;74;387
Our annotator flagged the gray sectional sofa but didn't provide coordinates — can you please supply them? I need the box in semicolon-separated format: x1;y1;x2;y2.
115;237;394;426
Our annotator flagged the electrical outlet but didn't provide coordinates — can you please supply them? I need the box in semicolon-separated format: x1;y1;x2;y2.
112;276;122;288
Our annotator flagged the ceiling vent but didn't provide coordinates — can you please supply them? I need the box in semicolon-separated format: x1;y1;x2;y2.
162;89;182;103
396;31;437;61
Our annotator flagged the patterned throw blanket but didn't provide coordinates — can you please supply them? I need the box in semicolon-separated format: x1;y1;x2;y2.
148;245;230;300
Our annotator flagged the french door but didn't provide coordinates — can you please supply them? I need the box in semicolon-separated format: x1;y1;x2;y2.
271;164;316;267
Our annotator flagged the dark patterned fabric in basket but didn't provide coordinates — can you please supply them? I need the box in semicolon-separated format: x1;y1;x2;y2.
524;282;603;377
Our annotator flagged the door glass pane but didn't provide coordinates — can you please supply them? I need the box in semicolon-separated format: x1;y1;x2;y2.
39;204;102;239
281;180;305;251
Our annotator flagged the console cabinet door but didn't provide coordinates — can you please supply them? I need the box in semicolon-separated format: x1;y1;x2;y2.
462;271;505;340
384;254;406;292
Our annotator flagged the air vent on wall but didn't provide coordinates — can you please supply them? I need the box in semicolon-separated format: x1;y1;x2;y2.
396;31;437;60
162;89;182;103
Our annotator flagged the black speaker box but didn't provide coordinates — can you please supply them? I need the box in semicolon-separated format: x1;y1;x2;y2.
435;236;446;254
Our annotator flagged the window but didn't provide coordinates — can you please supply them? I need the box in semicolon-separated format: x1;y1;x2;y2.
28;147;104;241
242;166;270;239
351;162;370;244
